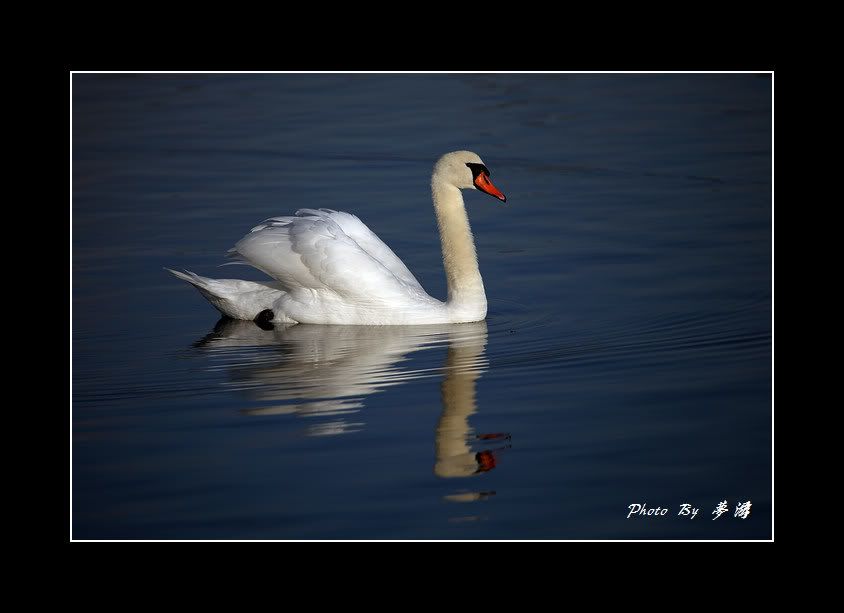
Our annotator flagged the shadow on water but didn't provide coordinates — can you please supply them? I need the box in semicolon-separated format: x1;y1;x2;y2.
193;318;511;494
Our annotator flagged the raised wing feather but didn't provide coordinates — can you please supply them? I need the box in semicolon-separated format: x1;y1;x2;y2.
265;209;423;290
230;209;430;305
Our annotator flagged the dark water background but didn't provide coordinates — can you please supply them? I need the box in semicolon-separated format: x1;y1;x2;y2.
72;74;772;539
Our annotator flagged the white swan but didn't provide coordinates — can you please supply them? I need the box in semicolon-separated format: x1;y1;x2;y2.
167;151;506;325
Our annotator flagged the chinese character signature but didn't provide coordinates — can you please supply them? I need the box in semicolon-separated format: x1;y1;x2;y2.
712;500;752;520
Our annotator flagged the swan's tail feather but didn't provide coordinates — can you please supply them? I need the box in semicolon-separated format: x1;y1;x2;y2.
165;268;234;315
165;268;207;286
164;267;292;322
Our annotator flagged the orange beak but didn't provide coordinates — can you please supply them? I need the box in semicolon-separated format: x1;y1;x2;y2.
474;173;506;202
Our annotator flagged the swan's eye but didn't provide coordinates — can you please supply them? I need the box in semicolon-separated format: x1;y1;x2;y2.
466;162;490;180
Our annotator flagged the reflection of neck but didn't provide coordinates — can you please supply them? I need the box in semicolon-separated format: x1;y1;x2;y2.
432;179;486;317
434;334;486;478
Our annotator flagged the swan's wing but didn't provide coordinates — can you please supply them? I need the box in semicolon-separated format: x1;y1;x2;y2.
229;209;430;304
286;208;423;290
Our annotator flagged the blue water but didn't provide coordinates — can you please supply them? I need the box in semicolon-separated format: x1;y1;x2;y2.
72;74;772;539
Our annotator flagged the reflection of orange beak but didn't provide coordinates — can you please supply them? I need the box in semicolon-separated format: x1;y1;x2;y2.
475;450;497;472
474;173;506;202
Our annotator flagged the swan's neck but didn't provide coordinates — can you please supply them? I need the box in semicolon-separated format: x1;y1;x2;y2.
432;180;487;316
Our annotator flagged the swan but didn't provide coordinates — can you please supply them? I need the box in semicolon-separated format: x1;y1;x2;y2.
167;150;506;325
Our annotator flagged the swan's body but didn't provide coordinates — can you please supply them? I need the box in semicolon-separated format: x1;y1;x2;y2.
168;151;506;325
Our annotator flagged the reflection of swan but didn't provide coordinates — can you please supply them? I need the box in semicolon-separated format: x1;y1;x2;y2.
168;151;506;325
194;318;507;475
435;329;509;478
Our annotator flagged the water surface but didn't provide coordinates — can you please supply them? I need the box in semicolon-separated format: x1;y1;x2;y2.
72;74;772;539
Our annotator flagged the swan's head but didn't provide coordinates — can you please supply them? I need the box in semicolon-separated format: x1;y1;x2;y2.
434;151;506;203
